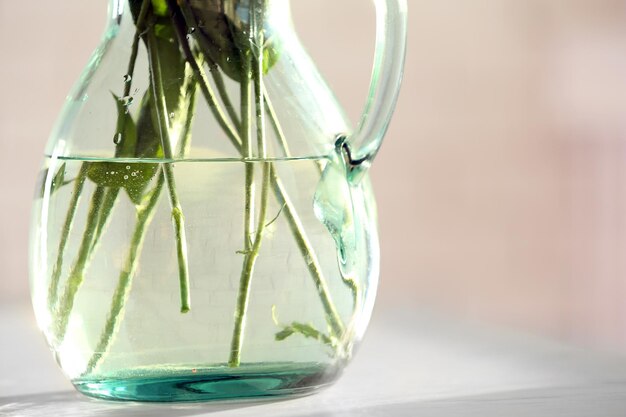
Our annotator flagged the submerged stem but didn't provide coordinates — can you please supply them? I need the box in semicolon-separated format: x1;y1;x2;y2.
270;169;344;338
146;26;191;313
167;1;346;343
54;185;107;341
241;54;255;252
83;170;166;375
90;187;121;254
51;1;150;340
262;88;342;335
48;163;89;311
229;2;271;366
85;67;198;373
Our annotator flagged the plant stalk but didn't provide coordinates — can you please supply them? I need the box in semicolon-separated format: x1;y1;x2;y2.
48;163;90;311
54;185;107;341
167;3;346;340
262;86;291;158
270;169;344;338
146;26;191;313
211;64;241;131
166;0;242;150
84;66;197;373
229;2;271;365
51;0;150;338
241;54;255;253
83;170;166;375
90;187;121;252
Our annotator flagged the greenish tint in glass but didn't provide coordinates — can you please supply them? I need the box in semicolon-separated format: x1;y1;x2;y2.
74;363;340;402
29;0;407;402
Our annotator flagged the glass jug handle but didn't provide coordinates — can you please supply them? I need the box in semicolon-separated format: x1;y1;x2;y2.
339;0;408;184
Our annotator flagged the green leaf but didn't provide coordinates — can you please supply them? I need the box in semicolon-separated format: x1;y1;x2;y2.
291;322;325;340
188;2;281;81
84;94;137;194
87;94;160;205
112;93;138;158
275;328;295;341
262;40;280;75
124;164;160;205
275;322;335;348
152;0;169;16
87;162;158;195
124;93;162;205
87;10;195;206
123;20;195;204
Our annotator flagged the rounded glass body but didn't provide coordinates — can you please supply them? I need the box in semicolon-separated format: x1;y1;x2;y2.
30;0;380;402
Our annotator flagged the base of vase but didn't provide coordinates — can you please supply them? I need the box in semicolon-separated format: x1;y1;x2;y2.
72;362;340;402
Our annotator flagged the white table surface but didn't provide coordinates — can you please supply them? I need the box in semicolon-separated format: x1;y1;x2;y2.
2;303;626;417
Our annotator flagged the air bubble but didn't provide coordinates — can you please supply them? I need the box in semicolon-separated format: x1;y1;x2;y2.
126;165;131;170
124;175;129;180
113;133;122;145
123;74;132;83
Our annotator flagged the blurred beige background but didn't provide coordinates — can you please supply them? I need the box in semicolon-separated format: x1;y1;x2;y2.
2;0;626;351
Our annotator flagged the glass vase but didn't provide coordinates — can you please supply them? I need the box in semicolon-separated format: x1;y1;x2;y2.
29;0;407;402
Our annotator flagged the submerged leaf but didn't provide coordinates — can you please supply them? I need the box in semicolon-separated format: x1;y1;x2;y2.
87;94;160;205
274;321;335;348
87;162;159;196
123;93;162;205
87;15;196;206
275;328;295;341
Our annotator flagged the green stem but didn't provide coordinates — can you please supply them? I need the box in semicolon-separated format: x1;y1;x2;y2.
83;171;166;375
260;81;346;333
167;0;242;150
54;185;107;341
51;1;150;338
84;71;197;373
146;26;191;313
263;89;353;317
263;87;326;175
241;54;254;252
175;3;240;130
124;0;151;99
211;64;241;131
90;187;121;254
167;4;345;339
178;80;198;157
270;169;344;338
229;164;271;367
262;86;291;158
229;9;271;365
48;163;90;311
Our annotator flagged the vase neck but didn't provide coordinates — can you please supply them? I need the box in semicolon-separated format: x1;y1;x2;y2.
107;0;291;26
